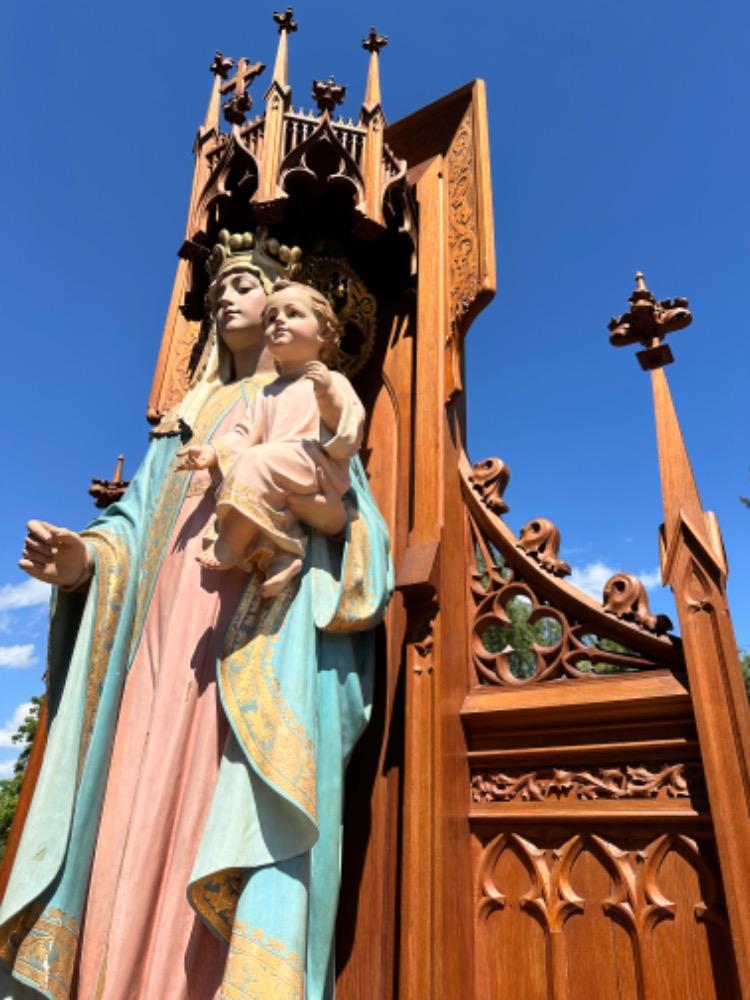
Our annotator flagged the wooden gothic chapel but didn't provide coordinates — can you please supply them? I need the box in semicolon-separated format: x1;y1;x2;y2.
4;9;750;1000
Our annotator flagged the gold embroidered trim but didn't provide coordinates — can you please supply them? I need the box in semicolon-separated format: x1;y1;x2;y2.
215;435;240;480
186;477;214;498
188;868;244;944
325;508;379;633
221;580;317;821
76;531;129;782
217;482;304;557
14;907;79;1000
221;922;303;1000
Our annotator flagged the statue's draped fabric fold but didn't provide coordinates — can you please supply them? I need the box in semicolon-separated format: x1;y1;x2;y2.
0;377;392;1000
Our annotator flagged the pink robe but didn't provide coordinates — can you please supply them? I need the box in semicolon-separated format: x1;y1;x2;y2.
76;399;252;999
213;372;364;561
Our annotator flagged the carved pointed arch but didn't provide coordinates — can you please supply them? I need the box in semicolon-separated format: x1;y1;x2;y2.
196;133;261;222
278;115;364;204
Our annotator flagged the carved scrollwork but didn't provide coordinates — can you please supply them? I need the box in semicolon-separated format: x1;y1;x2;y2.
470;458;510;515
447;106;479;328
471;763;702;804
602;572;673;634
517;519;571;578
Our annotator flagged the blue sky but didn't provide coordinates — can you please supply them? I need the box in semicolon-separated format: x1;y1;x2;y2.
1;0;748;771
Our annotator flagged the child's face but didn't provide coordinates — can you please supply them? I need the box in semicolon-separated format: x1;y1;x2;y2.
263;287;324;366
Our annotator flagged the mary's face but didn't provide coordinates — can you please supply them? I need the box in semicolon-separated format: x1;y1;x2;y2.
214;270;267;351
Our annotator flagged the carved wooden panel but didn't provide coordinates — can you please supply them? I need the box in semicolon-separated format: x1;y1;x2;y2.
474;831;739;1000
447;104;479;330
471;763;704;804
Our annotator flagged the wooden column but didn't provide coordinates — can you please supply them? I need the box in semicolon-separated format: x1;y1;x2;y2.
397;152;446;1000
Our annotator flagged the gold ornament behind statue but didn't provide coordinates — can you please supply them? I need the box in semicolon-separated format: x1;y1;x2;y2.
297;256;377;377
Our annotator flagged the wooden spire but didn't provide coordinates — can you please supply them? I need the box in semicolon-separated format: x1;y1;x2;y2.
203;51;233;134
269;6;297;95
255;7;298;204
609;273;750;998
362;26;387;115
360;27;388;225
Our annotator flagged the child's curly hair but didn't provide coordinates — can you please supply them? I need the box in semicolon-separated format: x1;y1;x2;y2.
264;279;341;366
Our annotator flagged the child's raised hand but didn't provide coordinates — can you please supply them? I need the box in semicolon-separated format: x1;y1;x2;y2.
176;444;217;471
304;361;332;392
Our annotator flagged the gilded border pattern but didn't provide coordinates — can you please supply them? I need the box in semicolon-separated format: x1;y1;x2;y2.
217;482;305;557
76;531;129;782
189;868;244;943
13;908;79;1000
220;580;317;821
221;922;304;1000
325;509;379;633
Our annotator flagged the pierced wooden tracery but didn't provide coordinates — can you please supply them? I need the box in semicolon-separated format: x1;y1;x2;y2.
461;457;682;687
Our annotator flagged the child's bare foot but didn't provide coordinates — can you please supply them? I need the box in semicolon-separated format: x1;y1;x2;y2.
196;544;229;570
261;555;302;598
197;535;243;571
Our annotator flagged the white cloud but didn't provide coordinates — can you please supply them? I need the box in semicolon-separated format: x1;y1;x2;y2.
0;645;37;669
0;702;32;749
638;569;662;590
569;561;661;600
0;579;50;612
0;760;17;778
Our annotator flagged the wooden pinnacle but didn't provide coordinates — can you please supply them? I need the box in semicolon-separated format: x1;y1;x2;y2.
274;7;298;34
362;26;388;54
608;272;692;370
209;51;233;79
312;76;346;115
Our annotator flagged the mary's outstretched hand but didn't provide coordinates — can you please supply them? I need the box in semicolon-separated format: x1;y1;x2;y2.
19;520;93;589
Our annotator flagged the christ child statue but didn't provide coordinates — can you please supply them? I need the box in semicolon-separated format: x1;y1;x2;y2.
177;279;365;597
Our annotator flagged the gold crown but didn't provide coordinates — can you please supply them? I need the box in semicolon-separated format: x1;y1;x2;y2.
206;228;303;295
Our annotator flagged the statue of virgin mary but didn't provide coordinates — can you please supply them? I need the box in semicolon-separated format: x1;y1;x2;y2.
0;230;393;1000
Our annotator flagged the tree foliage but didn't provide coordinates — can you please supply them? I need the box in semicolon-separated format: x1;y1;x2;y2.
741;650;750;701
0;696;42;860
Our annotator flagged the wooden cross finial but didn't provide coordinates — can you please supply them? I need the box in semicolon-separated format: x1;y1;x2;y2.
210;51;233;79
221;57;266;125
274;7;298;34
608;272;692;370
312;76;346;115
362;26;388;54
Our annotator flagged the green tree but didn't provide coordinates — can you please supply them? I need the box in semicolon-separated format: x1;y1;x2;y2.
740;650;750;700
0;696;42;860
479;595;562;679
